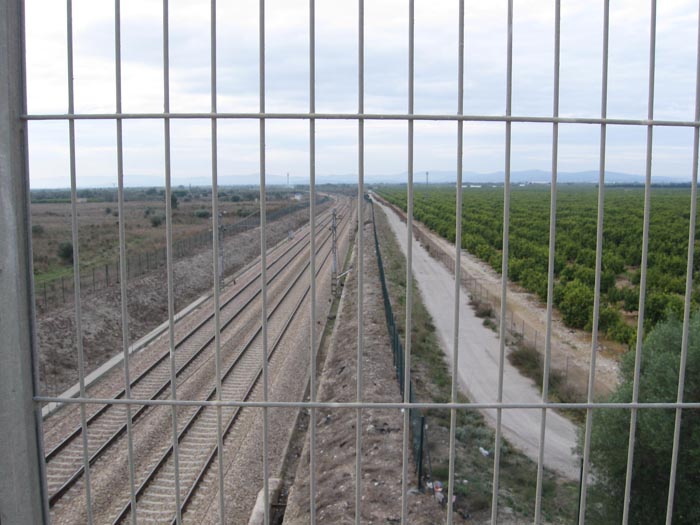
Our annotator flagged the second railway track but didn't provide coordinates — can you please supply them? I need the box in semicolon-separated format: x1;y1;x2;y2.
45;198;352;524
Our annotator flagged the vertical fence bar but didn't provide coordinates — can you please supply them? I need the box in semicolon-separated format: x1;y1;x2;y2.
114;1;138;522
258;2;271;523
446;2;465;523
66;1;94;521
622;2;657;523
355;1;365;522
162;1;183;521
534;1;560;522
0;0;48;521
491;1;513;522
578;1;610;522
665;4;700;522
400;1;415;523
209;1;227;522
308;0;318;522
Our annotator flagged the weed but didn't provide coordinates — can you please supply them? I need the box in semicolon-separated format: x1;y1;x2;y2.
372;203;578;523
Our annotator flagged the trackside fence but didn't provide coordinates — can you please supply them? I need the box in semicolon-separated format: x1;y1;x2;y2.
36;196;329;310
368;198;427;489
372;193;586;393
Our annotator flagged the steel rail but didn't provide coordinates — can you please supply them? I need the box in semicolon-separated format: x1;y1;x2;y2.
110;199;350;524
46;204;344;506
45;207;334;462
171;207;351;522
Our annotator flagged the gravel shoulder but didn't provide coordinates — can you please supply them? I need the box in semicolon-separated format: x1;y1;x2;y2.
194;198;356;524
374;197;580;480
37;203;328;398
283;206;445;524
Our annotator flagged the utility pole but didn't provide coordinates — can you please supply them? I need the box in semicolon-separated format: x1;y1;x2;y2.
287;172;290;187
331;208;338;297
426;171;429;187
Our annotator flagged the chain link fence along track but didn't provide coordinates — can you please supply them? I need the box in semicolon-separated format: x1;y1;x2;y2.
368;197;428;488
36;197;330;310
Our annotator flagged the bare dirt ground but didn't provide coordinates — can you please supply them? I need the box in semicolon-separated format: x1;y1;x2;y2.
36;202;328;397
284;209;447;525
372;193;619;400
45;198;351;525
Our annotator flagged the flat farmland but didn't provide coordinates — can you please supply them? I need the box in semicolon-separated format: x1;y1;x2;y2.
30;189;291;286
376;184;700;348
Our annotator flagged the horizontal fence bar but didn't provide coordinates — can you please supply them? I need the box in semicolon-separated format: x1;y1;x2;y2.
33;396;700;411
22;112;700;127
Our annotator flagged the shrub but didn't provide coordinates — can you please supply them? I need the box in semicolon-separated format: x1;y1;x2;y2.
150;215;163;227
194;209;211;219
587;314;700;524
471;299;494;319
558;279;593;329
31;224;44;235
57;241;73;263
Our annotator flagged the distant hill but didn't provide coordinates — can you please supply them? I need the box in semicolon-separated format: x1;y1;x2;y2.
35;169;687;189
358;169;684;185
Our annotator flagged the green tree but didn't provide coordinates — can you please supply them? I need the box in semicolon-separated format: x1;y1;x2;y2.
586;314;700;524
557;279;593;329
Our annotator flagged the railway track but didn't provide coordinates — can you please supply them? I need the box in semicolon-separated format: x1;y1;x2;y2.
45;200;350;515
111;207;351;523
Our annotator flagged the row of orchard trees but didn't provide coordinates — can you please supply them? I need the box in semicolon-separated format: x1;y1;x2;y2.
376;184;700;346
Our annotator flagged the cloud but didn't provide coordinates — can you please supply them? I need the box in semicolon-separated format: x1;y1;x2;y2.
23;0;699;188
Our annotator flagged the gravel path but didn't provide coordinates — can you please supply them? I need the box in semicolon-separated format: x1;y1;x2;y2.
375;198;580;480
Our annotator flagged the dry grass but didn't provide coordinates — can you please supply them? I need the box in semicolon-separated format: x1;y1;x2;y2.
30;197;285;284
372;203;579;524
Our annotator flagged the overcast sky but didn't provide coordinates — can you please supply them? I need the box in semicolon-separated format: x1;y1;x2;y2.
24;0;699;188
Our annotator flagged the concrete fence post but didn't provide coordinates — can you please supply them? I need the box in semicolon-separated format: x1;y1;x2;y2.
0;0;50;521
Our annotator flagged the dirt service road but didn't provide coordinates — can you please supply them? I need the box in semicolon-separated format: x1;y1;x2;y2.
375;198;579;480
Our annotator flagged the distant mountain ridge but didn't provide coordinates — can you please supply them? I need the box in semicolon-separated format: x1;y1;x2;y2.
359;169;685;185
222;169;684;186
38;169;686;189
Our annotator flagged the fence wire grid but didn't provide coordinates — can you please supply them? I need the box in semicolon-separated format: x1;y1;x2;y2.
1;1;700;525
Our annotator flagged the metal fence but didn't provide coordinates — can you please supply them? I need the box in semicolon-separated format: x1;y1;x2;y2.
36;197;329;310
369;198;428;488
2;1;700;525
